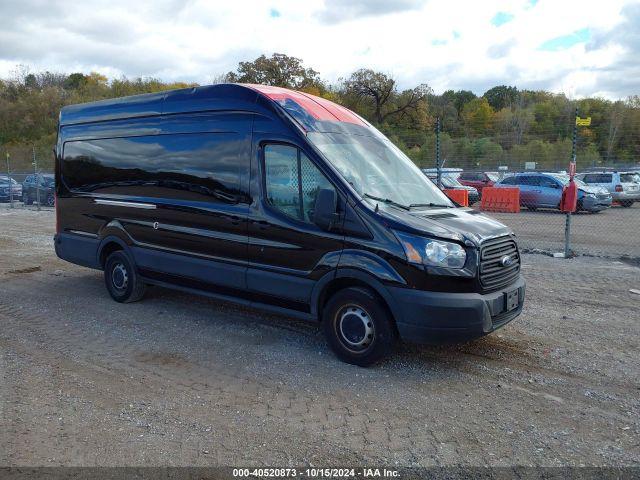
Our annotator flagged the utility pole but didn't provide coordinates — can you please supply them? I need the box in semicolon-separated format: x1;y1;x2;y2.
5;150;14;208
33;145;41;211
435;117;442;188
564;107;579;258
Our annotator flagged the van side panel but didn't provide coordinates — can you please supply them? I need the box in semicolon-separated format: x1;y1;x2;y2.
57;112;254;291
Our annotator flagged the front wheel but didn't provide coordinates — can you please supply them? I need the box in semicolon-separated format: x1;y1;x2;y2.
322;287;397;367
620;200;634;208
46;192;55;207
104;251;146;303
23;192;32;205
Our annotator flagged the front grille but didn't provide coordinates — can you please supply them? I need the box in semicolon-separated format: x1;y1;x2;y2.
479;236;520;291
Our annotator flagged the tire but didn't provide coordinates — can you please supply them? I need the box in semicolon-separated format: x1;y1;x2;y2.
620;200;633;208
23;192;32;205
46;192;55;207
104;251;146;303
526;206;537;212
322;287;397;367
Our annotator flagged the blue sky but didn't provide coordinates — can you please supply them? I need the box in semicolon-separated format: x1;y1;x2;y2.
0;0;637;99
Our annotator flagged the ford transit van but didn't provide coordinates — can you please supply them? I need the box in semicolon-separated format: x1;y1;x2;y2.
54;83;525;366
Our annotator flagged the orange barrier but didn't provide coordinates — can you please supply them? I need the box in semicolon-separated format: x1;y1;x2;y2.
443;188;469;207
480;187;520;213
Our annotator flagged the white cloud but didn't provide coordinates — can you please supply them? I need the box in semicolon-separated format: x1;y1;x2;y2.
0;0;637;98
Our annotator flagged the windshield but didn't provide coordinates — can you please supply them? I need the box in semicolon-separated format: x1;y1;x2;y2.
621;173;640;183
0;178;17;185
307;132;453;208
486;172;500;182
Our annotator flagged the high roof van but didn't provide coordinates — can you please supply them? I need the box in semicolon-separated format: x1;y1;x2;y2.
54;83;525;366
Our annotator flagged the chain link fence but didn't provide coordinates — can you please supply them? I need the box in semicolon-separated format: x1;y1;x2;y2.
2;144;54;211
392;108;640;260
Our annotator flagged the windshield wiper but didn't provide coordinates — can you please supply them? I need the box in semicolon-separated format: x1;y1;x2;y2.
408;202;454;209
363;193;410;210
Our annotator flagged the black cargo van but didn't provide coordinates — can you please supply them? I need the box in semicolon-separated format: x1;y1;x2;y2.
54;83;525;366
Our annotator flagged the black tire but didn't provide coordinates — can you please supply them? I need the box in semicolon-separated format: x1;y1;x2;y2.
526;206;537;211
620;200;633;208
322;287;397;367
23;192;32;205
104;251;146;303
46;192;55;207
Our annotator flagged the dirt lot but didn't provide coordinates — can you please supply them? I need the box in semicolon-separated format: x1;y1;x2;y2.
1;206;639;467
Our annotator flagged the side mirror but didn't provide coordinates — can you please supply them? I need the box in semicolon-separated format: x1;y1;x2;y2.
313;188;338;231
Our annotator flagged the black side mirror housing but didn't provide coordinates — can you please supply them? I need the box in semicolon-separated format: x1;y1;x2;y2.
313;188;339;231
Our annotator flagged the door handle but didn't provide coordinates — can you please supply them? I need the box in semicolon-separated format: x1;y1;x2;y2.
229;215;241;226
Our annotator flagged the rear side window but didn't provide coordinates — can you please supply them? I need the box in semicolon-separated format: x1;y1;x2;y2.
62;133;249;203
500;176;517;185
519;176;539;186
264;144;334;223
583;173;612;183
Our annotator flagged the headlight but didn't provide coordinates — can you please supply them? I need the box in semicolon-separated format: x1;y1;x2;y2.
586;193;596;198
395;231;467;268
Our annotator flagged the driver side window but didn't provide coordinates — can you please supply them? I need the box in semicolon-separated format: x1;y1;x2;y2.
264;144;334;223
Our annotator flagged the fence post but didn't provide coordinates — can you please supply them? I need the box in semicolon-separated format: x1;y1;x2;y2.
435;117;442;188
5;150;14;209
564;107;579;258
33;145;41;211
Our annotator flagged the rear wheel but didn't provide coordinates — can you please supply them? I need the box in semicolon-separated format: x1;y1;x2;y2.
322;287;396;367
620;200;633;208
104;251;146;303
46;192;55;207
23;192;32;205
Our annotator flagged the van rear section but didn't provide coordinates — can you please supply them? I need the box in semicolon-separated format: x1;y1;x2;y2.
55;83;524;366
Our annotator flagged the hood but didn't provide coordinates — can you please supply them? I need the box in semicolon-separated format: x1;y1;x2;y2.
377;204;512;247
579;185;608;195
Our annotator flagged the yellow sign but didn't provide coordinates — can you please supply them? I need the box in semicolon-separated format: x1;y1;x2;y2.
576;116;591;126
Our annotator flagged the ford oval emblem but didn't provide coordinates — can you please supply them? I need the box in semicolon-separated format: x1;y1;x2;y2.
500;255;514;267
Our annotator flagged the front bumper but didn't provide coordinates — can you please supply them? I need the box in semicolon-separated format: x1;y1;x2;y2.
390;275;525;344
582;195;612;211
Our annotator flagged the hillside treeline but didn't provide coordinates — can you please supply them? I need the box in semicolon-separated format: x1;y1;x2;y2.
1;55;639;172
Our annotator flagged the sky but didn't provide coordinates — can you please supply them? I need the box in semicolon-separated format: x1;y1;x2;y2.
0;0;638;99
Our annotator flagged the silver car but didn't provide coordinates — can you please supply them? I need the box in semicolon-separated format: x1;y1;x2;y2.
576;171;640;207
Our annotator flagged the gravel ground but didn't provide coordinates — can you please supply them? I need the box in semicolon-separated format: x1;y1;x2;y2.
1;206;639;468
487;202;640;258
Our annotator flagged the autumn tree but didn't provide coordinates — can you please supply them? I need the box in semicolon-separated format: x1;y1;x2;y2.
461;97;494;135
342;69;432;125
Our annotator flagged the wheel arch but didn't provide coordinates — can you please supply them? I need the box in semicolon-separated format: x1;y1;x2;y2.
311;268;404;328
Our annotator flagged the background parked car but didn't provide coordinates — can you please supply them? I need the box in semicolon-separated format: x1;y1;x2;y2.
22;174;55;206
457;171;499;197
575;171;640;207
422;170;480;204
496;172;612;213
0;175;22;202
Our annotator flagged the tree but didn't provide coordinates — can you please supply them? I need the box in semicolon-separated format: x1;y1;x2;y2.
442;90;477;117
461;97;494;135
226;53;321;90
483;85;519;111
342;69;432;124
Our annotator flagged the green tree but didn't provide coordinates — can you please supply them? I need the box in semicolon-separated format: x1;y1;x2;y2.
483;85;519;111
226;53;321;91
